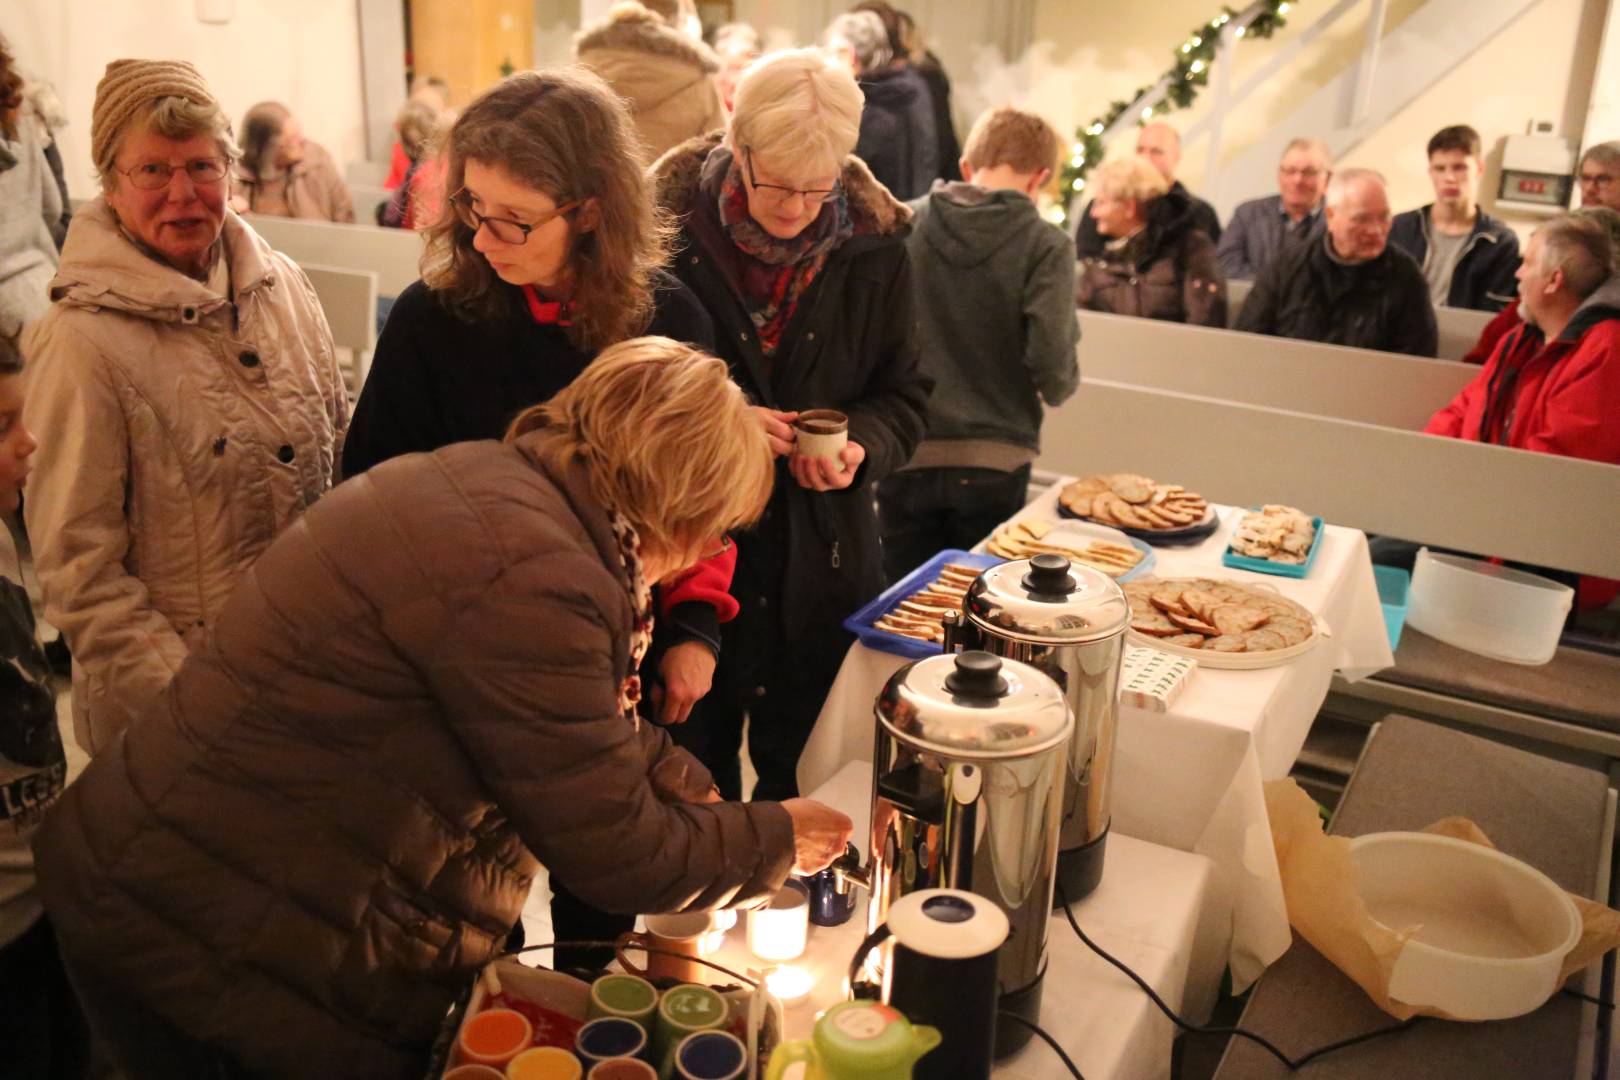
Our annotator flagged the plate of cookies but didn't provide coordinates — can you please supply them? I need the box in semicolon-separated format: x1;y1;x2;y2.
1058;474;1219;545
984;518;1154;581
844;549;1003;659
1120;576;1327;668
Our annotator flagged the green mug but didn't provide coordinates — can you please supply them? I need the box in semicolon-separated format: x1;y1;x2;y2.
653;984;730;1078
764;1002;941;1080
588;973;660;1035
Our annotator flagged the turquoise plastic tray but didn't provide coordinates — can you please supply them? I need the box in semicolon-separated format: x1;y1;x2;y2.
1221;515;1324;579
1373;565;1410;651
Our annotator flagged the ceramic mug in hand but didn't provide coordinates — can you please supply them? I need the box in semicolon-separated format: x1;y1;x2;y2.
792;410;849;471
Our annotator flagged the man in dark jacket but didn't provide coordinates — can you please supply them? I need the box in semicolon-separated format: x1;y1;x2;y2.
880;107;1079;580
1389;124;1520;312
825;11;937;199
1077;121;1220;257
1236;167;1439;356
1217;137;1331;280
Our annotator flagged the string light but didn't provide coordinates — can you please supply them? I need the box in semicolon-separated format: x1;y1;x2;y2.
1055;0;1297;225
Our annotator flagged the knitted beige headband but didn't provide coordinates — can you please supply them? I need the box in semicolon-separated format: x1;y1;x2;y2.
91;59;223;168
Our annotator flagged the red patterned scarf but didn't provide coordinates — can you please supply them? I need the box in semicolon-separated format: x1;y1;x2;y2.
715;151;852;356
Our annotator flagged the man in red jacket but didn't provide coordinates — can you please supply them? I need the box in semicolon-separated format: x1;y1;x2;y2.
1426;213;1619;606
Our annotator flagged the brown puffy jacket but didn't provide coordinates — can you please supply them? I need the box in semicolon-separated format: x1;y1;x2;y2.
575;3;727;165
22;201;348;754
34;435;796;1078
1075;187;1227;327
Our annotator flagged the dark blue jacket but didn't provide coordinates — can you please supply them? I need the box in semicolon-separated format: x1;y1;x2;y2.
1389;205;1521;312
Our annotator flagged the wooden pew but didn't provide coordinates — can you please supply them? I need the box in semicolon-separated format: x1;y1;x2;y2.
1222;279;1498;361
300;263;378;392
245;213;423;298
349;185;393;226
1075;310;1475;430
1040;378;1620;579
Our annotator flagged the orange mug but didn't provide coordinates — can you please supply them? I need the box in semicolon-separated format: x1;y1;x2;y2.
615;913;713;983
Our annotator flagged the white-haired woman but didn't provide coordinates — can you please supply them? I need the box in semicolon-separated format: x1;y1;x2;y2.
1076;154;1226;327
823;10;937;199
21;60;348;753
651;48;931;801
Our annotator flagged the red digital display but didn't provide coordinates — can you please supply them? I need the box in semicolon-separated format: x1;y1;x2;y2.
1517;178;1548;195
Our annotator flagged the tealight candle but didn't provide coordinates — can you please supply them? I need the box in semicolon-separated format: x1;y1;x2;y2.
764;964;814;1004
748;881;810;961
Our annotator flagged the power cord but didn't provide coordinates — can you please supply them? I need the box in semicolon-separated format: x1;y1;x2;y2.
998;1011;1087;1079
1054;879;1423;1071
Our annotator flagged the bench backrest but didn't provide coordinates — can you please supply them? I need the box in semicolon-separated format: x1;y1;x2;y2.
245;213;423;297
1076;310;1476;429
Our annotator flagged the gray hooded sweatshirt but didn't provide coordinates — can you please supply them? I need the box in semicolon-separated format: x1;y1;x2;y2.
902;182;1080;471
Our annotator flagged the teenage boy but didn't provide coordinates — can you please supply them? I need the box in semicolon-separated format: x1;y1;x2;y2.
877;106;1080;581
1390;124;1520;311
0;332;87;1078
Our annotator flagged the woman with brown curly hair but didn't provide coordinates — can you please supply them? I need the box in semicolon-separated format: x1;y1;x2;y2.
342;66;725;972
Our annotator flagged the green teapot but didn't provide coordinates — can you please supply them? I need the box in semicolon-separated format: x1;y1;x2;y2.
765;1001;942;1080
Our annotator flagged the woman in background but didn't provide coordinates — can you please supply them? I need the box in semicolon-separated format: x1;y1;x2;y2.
1076;155;1226;327
234;100;355;222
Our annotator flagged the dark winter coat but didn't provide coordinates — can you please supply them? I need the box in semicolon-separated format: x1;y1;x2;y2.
34;435;795;1079
1076;186;1227;327
650;134;930;659
855;66;939;200
1235;230;1440;357
913;53;962;184
1388;204;1521;312
1077;179;1221;257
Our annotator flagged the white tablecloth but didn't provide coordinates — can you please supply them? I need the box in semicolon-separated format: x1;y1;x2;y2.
797;484;1394;989
711;761;1222;1080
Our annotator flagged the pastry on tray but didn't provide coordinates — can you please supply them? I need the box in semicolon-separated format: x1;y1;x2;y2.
872;563;981;643
1230;505;1316;564
984;519;1144;578
1121;577;1315;654
1059;474;1210;531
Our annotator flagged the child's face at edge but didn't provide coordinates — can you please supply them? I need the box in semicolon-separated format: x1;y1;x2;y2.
0;374;38;514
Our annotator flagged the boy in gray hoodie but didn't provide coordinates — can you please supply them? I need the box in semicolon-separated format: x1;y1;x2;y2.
878;107;1080;580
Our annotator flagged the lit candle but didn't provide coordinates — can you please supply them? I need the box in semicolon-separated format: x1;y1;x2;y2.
748;881;809;961
764;965;815;1004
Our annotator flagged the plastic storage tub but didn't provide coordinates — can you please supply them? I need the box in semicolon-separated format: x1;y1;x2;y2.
1406;549;1572;665
1372;565;1410;652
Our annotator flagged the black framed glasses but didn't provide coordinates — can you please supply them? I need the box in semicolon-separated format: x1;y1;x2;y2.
117;158;230;191
1581;172;1616;190
450;189;582;245
742;148;840;206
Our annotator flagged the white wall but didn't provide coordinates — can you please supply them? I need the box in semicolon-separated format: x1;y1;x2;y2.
3;0;367;202
1585;0;1620;149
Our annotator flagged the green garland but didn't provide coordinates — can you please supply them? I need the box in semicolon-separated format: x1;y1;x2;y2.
1055;0;1295;225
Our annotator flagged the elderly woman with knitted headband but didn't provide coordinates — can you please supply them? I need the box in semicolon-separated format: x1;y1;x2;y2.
20;59;348;755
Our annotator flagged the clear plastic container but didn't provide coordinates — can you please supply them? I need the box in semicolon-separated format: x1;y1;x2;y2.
1406;549;1572;665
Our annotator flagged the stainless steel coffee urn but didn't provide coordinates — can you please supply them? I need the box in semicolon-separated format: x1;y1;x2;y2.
862;650;1072;1056
943;553;1130;903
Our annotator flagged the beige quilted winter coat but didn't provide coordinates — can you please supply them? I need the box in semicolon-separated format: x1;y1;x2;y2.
34;435;795;1078
22;200;348;753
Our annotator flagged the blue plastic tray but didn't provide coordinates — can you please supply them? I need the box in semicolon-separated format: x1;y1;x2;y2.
1221;514;1325;579
843;549;1004;660
1373;565;1410;651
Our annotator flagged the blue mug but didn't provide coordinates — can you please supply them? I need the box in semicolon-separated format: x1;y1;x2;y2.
577;1016;649;1066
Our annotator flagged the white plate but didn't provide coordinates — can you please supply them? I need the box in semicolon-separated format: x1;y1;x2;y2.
1124;579;1331;669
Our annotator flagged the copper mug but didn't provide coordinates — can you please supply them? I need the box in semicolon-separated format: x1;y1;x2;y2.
615;913;718;983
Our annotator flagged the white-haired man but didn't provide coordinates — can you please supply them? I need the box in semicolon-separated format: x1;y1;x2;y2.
1216;137;1332;279
1235;167;1438;356
1076;121;1220;257
1427;213;1619;607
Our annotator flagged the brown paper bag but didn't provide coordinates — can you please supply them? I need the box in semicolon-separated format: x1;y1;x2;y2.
1264;778;1620;1020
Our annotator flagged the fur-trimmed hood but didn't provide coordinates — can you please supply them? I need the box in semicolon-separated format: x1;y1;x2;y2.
650;132;912;241
574;2;719;74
